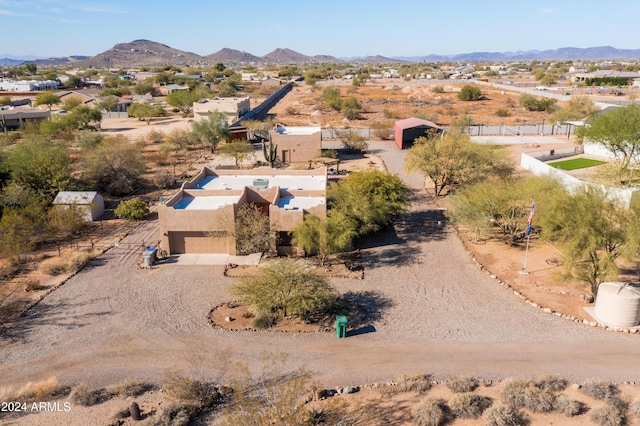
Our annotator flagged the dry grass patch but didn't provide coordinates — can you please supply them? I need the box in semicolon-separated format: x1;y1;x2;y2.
446;376;479;393
39;251;97;276
482;404;528;426
411;397;448;426
448;392;492;419
393;373;433;394
13;377;67;402
579;380;619;400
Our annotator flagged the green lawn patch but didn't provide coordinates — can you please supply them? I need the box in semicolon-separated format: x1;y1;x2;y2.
549;158;607;171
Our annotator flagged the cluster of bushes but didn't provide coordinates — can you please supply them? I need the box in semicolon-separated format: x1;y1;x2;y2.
518;93;557;112
322;87;363;119
406;376;640;426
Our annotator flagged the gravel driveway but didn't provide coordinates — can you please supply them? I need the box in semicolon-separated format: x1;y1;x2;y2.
1;140;640;391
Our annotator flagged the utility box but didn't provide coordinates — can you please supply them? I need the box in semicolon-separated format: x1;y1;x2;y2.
336;315;347;338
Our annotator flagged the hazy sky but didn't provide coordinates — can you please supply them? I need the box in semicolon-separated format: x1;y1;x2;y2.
2;0;639;58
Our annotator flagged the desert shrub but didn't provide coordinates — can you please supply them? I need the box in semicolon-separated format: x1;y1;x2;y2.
285;106;297;115
412;397;448;426
518;94;557;112
71;383;111;406
431;85;444;94
523;386;556;413
446;376;479;393
482;404;527;426
500;377;532;408
16;377;66;401
372;122;393;140
253;314;276;329
449;392;491;419
147;129;165;144
579;380;619;400
341;132;367;153
39;251;96;276
458;84;482;101
114;198;149;220
394;373;432;394
107;379;153;397
76;131;103;149
590;402;627;426
383;108;400;119
495;108;511;117
151;402;193;426
154;171;175;189
319;148;338;159
534;376;567;392
162;369;220;409
554;394;583;416
25;279;42;292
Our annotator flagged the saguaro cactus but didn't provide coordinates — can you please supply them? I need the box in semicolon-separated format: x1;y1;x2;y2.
262;138;278;168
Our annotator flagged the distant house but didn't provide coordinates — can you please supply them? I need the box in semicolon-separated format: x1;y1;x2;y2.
394;117;443;150
0;107;50;129
157;84;189;96
0;79;59;92
269;124;322;163
193;96;251;124
53;191;105;222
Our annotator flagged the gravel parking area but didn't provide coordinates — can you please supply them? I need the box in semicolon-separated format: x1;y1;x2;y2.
1;141;640;392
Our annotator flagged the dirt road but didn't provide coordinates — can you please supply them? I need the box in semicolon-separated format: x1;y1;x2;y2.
1;141;640;392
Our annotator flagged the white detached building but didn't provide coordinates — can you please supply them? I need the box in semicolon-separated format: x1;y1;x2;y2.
53;191;105;221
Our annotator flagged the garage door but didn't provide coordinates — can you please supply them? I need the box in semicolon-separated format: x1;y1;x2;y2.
169;231;229;254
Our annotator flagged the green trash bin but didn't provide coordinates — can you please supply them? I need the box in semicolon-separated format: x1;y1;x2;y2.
336;315;347;338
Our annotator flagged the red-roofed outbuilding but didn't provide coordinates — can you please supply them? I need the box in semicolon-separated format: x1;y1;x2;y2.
394;117;443;149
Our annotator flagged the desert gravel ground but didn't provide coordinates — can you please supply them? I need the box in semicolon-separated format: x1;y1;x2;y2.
1;141;640;395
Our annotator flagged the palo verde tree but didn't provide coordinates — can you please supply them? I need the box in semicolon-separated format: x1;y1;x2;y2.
34;90;61;111
447;175;564;244
328;169;410;237
405;131;513;196
6;136;73;201
291;211;356;265
539;185;638;297
580;104;640;173
128;103;166;125
189;111;230;153
216;140;255;168
230;258;337;318
82;135;147;196
166;89;200;114
550;96;599;123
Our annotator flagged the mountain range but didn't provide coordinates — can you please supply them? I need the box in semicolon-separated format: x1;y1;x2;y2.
2;40;640;68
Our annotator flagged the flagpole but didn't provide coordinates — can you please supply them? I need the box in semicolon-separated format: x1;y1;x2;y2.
521;232;531;275
520;201;535;275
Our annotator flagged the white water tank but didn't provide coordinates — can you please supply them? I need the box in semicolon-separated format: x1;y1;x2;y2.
594;282;640;327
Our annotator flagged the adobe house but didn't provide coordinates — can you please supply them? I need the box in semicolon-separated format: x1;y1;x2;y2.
394;117;443;149
268;124;322;164
158;166;327;256
52;191;105;221
193;97;251;124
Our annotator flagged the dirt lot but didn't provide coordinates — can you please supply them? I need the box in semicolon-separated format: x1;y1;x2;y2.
268;82;550;128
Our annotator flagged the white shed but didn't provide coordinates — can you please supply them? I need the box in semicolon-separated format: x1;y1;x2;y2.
53;191;105;221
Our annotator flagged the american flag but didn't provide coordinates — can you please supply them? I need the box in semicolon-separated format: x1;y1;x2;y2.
526;202;535;235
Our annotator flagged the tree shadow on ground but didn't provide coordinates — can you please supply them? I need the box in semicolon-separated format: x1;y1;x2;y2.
341;290;393;324
1;297;112;344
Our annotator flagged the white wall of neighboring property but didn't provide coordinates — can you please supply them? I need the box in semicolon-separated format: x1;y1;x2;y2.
520;152;638;208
